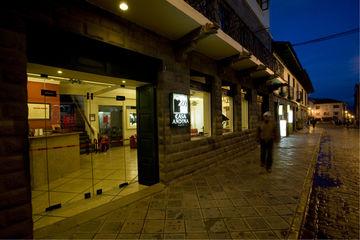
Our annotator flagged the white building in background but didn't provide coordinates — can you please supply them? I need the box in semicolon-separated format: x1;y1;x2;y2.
309;98;348;123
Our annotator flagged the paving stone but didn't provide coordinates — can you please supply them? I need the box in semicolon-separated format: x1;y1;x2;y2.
204;219;228;233
263;216;290;230
183;209;202;219
255;206;278;216
199;199;217;208
116;233;140;239
164;219;185;233
224;218;250;231
71;233;95;239
238;206;259;217
120;220;144;233
166;209;184;220
208;232;232;239
142;219;164;233
147;209;166;219
164;233;185;239
98;221;123;233
253;230;279;239
230;231;256;239
167;200;183;208
219;207;242;218
149;200;167;209
139;233;163;239
185;232;209;239
244;217;270;230
76;219;103;233
201;208;222;219
128;208;148;219
93;233;118;239
185;220;207;233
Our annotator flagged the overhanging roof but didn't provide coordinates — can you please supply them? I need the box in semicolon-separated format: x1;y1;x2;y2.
273;41;314;93
86;0;274;75
86;0;244;60
310;98;344;104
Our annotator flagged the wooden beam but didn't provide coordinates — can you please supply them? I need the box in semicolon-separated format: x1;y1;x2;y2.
175;22;219;61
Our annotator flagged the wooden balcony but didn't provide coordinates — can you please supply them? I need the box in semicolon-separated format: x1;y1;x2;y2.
184;0;284;76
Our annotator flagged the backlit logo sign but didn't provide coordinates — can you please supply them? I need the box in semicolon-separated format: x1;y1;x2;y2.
170;93;190;127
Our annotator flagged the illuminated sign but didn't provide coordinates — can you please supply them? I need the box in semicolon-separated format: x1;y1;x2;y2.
170;93;190;127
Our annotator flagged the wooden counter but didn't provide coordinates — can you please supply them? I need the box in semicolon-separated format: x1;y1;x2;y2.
29;132;80;189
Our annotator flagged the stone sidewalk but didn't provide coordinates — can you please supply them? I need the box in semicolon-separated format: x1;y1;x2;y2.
37;130;321;239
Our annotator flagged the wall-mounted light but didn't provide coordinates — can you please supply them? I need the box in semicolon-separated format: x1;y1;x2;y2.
57;70;63;74
122;80;126;83
119;2;128;11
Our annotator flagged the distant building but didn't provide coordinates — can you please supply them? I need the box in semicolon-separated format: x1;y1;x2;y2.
272;42;314;134
309;98;347;123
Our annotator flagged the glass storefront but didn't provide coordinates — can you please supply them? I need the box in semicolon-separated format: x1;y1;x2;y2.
28;64;144;227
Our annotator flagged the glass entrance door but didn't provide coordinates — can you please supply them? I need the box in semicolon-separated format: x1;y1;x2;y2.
29;67;140;228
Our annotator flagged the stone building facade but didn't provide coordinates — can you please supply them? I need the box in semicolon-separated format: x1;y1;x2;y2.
0;0;303;237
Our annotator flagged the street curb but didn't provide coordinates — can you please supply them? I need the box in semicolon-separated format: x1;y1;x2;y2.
286;132;323;239
34;183;166;239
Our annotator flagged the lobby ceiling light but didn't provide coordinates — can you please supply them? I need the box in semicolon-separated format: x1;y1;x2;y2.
119;2;128;11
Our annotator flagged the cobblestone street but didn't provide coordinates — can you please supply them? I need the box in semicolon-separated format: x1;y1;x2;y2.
301;124;360;239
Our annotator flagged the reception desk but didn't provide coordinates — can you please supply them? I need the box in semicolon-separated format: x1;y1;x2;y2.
29;132;80;189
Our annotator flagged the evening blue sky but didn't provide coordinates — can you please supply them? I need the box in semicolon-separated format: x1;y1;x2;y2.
270;0;359;108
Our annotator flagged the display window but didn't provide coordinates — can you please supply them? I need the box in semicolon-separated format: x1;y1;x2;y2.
221;86;233;133
190;89;211;139
241;89;249;130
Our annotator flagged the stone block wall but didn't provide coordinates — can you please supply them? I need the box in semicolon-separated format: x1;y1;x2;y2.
16;0;263;186
0;3;265;237
161;130;257;183
0;11;33;239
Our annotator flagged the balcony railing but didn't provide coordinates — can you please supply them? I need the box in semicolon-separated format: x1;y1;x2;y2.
184;0;283;76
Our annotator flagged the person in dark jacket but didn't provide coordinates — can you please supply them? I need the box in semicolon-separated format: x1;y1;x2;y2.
257;111;279;173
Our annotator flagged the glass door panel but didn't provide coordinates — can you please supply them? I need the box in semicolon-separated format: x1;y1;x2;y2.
28;74;63;215
29;71;139;221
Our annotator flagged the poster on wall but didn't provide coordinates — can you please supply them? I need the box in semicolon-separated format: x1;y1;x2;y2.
170;93;190;127
28;103;51;119
127;109;137;129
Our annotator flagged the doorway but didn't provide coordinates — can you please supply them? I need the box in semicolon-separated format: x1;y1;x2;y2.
26;28;161;229
27;65;145;229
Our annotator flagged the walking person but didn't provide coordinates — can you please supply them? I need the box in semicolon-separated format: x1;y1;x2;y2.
257;111;279;173
310;118;316;128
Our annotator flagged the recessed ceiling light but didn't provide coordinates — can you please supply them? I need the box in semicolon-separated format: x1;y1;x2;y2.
119;2;128;11
57;70;63;74
122;80;126;83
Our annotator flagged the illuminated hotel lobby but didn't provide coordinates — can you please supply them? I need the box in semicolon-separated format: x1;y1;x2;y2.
31;145;146;229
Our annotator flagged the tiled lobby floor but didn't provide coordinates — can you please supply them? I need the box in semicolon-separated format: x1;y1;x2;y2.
32;146;147;230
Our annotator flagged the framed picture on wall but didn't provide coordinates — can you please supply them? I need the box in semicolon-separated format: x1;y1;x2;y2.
28;103;50;120
127;109;137;129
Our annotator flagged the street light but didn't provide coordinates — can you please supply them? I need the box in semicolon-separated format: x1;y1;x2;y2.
119;1;128;11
